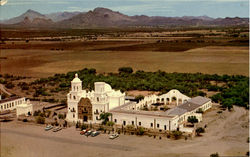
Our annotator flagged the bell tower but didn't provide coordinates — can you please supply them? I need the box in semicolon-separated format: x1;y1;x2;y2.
71;73;82;92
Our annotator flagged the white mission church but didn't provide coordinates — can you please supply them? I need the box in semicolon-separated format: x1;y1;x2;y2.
66;73;212;132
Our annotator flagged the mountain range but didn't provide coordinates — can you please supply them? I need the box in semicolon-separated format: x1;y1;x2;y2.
0;8;248;28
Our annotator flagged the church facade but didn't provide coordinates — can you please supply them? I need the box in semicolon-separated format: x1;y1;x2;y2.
66;74;125;123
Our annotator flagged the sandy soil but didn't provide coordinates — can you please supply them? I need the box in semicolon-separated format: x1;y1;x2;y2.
1;106;248;157
1;46;248;77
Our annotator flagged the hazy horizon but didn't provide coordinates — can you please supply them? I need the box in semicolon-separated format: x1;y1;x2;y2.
0;0;249;20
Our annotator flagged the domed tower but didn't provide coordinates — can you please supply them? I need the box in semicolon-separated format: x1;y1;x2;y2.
66;73;83;122
71;73;82;92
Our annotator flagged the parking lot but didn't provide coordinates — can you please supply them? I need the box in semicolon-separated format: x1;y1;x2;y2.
1;106;249;157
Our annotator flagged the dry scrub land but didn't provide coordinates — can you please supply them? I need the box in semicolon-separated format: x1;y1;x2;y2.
0;28;249;77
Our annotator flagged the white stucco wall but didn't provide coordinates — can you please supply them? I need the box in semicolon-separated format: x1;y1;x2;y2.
0;97;25;112
16;102;33;116
111;112;179;131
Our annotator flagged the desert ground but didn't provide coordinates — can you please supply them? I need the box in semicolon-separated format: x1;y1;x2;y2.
1;46;249;77
0;105;248;157
0;28;249;77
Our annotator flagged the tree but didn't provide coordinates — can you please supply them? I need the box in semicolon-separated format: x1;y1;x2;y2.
195;127;205;136
210;152;219;157
187;116;198;124
171;130;182;140
36;116;45;124
100;112;112;125
118;67;133;74
222;99;233;111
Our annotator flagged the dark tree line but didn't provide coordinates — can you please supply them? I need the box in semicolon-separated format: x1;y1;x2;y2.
30;67;249;109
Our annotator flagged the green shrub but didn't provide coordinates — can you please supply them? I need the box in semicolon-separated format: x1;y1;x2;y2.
196;108;203;113
137;127;145;135
33;110;41;116
58;113;65;119
210;152;219;157
195;127;205;136
80;123;87;130
187;116;198;124
106;121;115;126
118;67;133;74
171;130;182;140
36;116;45;124
6;82;15;89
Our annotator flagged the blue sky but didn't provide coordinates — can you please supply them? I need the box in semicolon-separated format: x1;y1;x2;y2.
0;0;249;20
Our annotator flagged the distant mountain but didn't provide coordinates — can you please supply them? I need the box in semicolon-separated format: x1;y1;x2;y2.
45;11;81;22
56;8;135;27
11;16;54;27
1;8;248;28
181;15;214;21
1;9;49;24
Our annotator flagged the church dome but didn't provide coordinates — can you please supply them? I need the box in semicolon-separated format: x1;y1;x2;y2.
72;73;82;83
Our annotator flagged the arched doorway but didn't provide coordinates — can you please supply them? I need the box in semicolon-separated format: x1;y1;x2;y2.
171;97;177;105
83;116;88;122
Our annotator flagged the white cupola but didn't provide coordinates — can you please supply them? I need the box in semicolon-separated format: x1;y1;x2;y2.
71;73;82;92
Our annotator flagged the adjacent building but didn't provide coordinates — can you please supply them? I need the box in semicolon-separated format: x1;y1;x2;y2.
16;99;33;116
0;96;25;112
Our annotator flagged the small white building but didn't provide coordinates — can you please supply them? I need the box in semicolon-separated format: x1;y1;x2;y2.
0;96;25;112
16;99;33;117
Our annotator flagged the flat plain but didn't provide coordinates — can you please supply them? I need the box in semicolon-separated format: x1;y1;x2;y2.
0;28;249;77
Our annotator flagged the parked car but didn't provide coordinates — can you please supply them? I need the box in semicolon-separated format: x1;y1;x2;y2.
109;133;119;139
53;127;62;132
80;129;89;135
85;130;93;137
45;125;53;131
91;131;100;137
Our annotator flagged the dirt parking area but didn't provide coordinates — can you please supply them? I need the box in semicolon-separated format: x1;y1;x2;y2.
0;106;248;157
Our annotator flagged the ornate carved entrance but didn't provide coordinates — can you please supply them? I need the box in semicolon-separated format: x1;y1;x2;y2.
78;98;92;121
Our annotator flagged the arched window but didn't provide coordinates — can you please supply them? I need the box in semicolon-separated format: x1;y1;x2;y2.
73;96;76;100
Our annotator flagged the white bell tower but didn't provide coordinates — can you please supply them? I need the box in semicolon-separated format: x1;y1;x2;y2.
66;73;83;122
71;73;82;92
